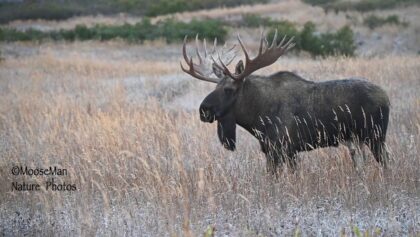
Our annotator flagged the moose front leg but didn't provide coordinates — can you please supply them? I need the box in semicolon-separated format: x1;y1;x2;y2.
265;153;280;174
264;150;297;174
260;141;279;174
260;141;296;174
287;153;297;172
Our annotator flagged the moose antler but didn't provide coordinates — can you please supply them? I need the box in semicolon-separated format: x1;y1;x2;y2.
216;30;295;81
181;35;236;83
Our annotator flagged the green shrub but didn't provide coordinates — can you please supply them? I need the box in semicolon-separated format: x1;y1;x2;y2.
74;25;96;40
240;15;355;57
146;0;269;17
310;0;420;13
157;19;227;43
242;14;275;27
319;25;356;56
267;21;301;49
0;1;88;23
302;0;337;6
0;18;228;43
0;13;354;57
349;0;413;12
146;0;192;17
0;28;47;42
267;22;356;57
363;14;408;29
299;22;322;56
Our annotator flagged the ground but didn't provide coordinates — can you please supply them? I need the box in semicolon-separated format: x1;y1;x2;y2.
0;1;420;236
0;40;418;236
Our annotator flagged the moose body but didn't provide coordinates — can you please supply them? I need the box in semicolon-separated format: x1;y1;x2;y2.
181;32;390;172
201;71;390;171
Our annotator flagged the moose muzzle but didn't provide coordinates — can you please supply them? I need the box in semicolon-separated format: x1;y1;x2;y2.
199;105;216;123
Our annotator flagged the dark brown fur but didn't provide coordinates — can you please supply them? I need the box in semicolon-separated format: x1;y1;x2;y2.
199;64;390;172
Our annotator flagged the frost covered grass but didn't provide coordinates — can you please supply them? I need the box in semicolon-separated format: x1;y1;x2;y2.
0;42;419;236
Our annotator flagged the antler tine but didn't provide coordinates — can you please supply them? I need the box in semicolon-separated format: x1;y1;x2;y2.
226;48;237;66
284;36;295;49
211;54;224;71
195;34;202;63
181;35;219;83
287;41;296;51
217;53;235;78
225;56;235;66
258;30;264;55
277;35;287;48
182;36;191;63
211;38;217;54
237;33;250;63
203;38;208;57
227;43;236;52
277;35;295;52
182;33;291;83
222;43;236;55
222;31;294;81
221;43;237;66
270;29;278;49
205;38;237;72
264;38;269;51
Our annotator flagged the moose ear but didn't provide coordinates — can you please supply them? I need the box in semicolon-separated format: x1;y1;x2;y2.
212;63;225;79
217;113;236;151
235;60;244;75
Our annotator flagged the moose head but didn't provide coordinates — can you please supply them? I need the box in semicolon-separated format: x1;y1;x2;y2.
181;31;295;150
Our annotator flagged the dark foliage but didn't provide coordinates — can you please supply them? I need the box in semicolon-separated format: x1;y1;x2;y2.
303;0;420;13
0;0;268;23
0;19;227;43
363;15;408;29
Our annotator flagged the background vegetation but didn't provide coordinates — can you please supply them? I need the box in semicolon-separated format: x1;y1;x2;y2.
363;14;408;29
303;0;420;13
241;14;356;56
0;19;228;43
0;0;267;23
0;14;356;57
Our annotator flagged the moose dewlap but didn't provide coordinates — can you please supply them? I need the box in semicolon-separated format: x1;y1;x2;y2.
181;32;390;173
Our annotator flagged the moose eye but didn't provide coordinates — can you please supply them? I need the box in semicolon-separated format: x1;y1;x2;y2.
224;88;234;95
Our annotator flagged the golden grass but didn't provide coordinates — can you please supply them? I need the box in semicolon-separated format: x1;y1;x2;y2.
0;42;419;236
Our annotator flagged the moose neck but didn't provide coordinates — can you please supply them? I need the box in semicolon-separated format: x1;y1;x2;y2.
233;77;266;132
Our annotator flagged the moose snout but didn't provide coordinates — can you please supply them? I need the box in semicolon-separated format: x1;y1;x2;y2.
199;105;215;123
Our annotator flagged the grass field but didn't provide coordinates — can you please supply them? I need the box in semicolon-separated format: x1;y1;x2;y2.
0;40;418;236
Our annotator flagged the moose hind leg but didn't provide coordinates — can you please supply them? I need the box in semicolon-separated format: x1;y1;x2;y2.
286;152;298;173
359;142;369;162
371;141;389;168
261;141;280;174
345;141;364;169
266;154;279;174
265;150;298;174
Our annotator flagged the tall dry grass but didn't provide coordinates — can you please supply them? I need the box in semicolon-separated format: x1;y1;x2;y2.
0;42;419;236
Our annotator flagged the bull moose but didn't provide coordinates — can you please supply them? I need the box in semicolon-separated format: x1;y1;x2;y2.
181;31;390;173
